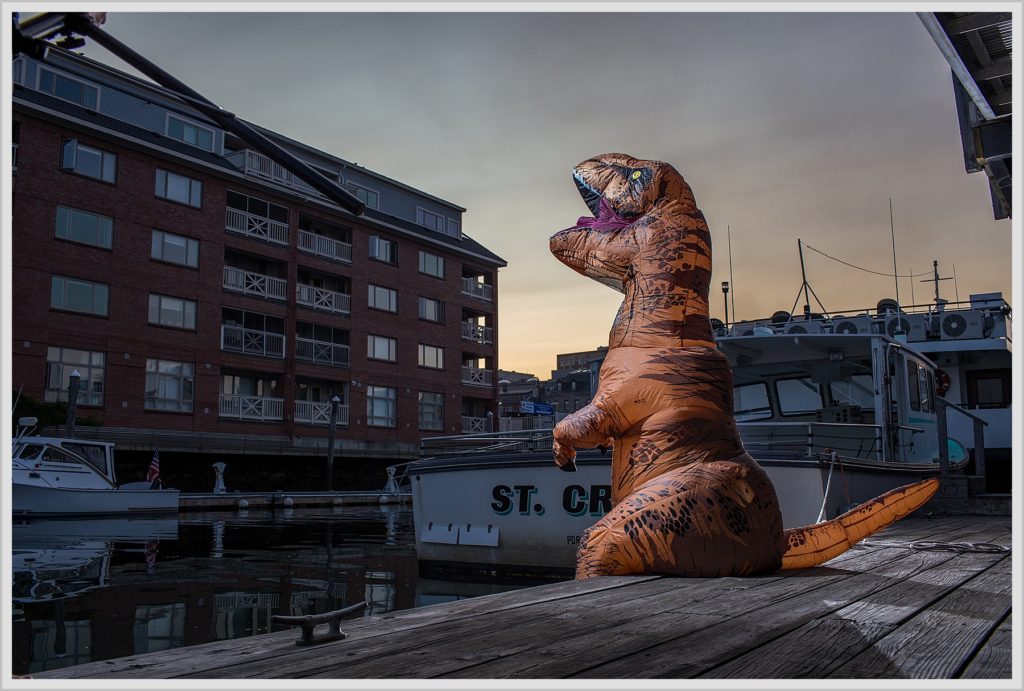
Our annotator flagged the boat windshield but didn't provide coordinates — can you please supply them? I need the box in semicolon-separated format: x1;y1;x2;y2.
62;442;112;478
14;444;44;461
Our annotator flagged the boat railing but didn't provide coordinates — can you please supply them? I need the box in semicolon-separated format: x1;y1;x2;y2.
936;396;988;479
738;422;884;461
421;429;554;457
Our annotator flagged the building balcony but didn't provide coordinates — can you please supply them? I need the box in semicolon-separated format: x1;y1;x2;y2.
296;284;351;315
225;207;289;246
226;149;321;195
218;393;284;421
461;366;494;387
461;277;493;302
295;337;350;368
223;266;288;301
298;229;352;263
221;324;286;359
295;400;350;426
461;415;490;434
461;322;494;345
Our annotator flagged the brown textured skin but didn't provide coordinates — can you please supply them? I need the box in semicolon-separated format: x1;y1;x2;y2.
550;154;788;578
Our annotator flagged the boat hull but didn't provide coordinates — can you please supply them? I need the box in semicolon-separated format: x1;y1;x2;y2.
12;483;180;516
411;452;946;572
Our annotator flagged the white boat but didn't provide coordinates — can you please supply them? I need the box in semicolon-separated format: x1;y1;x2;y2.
409;333;978;573
12;426;180;516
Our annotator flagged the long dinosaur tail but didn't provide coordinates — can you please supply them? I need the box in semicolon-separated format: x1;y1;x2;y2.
780;478;940;570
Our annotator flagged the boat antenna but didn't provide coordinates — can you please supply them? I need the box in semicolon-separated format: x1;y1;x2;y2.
909;266;915;306
788;239;830;321
727;225;736;322
920;259;953;309
952;263;960;303
889;198;901;309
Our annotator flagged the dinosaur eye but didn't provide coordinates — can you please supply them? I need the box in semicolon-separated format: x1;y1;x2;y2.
630;170;642;180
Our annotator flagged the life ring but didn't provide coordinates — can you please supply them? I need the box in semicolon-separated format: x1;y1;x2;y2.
934;368;951;397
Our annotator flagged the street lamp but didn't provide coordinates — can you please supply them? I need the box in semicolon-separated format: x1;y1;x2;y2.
326;394;341;492
721;281;730;325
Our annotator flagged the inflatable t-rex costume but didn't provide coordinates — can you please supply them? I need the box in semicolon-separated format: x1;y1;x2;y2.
550;153;938;579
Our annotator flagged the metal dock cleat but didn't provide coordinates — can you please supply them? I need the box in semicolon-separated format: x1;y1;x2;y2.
271;601;368;646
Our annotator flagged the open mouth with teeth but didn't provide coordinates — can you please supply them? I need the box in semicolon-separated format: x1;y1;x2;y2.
573;171;602;216
572;170;638;231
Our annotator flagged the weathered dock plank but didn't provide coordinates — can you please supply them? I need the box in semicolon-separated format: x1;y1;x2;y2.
826;555;1012;678
960;613;1013;679
31;516;1012;681
697;551;1008;678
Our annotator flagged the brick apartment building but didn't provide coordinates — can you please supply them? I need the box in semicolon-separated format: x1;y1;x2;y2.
10;46;505;486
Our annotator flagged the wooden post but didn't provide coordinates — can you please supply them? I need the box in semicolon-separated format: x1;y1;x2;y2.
65;370;80;438
973;418;987;483
935;396;949;478
326;395;340;492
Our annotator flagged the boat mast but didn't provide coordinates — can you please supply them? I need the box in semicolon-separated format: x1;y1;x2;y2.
889;198;901;309
727;225;736;322
921;259;953;309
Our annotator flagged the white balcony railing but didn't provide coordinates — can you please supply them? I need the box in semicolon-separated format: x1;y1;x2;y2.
221;324;286;359
296;284;351;315
298;229;352;263
223;266;288;301
461;366;494;387
461;277;493;302
218;394;284;421
295;337;350;367
461;322;494;345
226;149;320;194
225;207;289;246
461;415;490;434
295;400;350;426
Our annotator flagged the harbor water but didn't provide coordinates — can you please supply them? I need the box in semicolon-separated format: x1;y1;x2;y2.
11;505;563;676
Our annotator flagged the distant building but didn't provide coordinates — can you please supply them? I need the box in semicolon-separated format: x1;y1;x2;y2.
496;370;541;419
11;46;506;477
553;346;607;379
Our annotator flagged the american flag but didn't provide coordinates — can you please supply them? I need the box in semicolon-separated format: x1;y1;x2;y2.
147;449;161;489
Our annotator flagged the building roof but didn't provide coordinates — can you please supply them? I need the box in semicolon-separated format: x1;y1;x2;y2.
918;12;1012;219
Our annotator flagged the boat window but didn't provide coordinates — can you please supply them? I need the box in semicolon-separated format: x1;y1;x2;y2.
734;383;772;421
829;374;873;409
966;368;1011;409
16;444;43;460
41;447;83;464
918;367;933;414
775;377;822;416
906;361;921;411
64;442;111;477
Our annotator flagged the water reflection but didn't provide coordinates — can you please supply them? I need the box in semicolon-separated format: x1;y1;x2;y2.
11;506;558;675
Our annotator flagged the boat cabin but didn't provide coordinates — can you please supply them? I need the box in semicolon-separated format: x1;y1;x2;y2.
717;334;944;464
12;437;119;488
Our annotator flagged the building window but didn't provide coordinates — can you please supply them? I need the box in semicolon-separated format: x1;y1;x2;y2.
418;391;444;431
368;284;397;313
345;182;379;209
367;334;397;362
418;344;444;370
145;359;194;412
166;114;215;151
226;190;289;222
369;235;397;265
61;139;116;183
416;208;445;232
51;275;108;316
418;251;445;278
55;205;112;249
418;297;444;323
155;168;202;207
775;377;823;416
447;218;460;238
13;58;24;84
39;67;99;108
148;294;197;330
366;385;397;427
151;230;199;268
45;347;104;406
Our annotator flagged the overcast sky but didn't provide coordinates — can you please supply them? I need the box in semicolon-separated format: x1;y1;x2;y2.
76;9;1013;377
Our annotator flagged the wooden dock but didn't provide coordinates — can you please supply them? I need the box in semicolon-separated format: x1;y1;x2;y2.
178;490;408;511
35;515;1013;680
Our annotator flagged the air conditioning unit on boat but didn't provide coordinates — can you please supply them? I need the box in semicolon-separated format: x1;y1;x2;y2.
884;315;927;341
939;310;985;340
831;316;873;335
731;320;767;337
784;320;825;334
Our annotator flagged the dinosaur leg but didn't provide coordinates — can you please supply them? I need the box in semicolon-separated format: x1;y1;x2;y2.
552;403;617;470
575;459;785;579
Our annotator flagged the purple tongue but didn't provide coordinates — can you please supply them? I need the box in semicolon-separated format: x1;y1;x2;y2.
576;198;635;231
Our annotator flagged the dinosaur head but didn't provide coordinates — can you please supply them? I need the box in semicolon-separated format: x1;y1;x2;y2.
551;153;695;292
